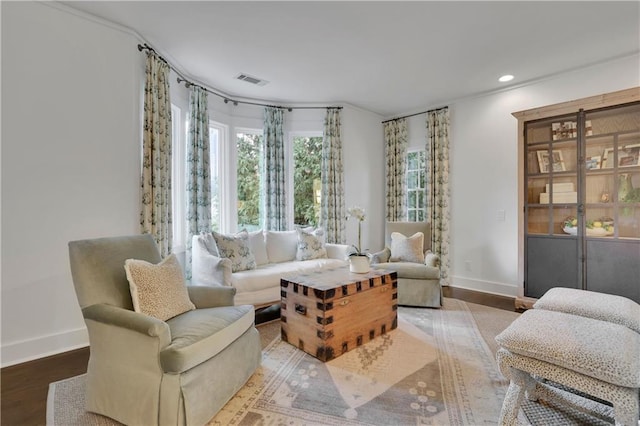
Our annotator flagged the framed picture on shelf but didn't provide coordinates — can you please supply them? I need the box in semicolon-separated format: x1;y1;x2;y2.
585;155;601;170
618;144;640;167
602;147;615;168
537;150;566;173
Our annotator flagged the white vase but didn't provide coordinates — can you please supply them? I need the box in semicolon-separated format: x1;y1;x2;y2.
349;255;370;273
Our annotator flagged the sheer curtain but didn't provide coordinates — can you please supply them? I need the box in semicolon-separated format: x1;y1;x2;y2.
384;118;408;221
263;107;286;231
140;52;172;256
321;108;345;244
185;86;211;277
426;107;451;285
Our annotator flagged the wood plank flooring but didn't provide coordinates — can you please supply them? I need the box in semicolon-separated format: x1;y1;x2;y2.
0;288;515;426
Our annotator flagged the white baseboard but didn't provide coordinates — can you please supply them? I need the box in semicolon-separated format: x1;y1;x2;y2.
1;327;89;368
450;275;519;298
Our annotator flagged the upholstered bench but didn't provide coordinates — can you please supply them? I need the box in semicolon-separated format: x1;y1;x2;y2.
495;309;640;426
533;287;640;333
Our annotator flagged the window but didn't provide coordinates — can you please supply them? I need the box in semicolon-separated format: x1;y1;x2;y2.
171;104;186;251
407;150;427;222
292;135;323;227
236;131;263;231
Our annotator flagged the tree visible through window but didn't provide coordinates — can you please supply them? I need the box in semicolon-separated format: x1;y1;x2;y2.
293;136;322;227
237;132;263;231
407;150;427;222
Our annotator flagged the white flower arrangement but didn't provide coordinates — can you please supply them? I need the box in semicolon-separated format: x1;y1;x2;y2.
347;206;366;256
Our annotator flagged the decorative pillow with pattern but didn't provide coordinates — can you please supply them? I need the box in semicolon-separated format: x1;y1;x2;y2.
124;254;195;321
390;231;425;264
296;228;327;261
213;230;256;272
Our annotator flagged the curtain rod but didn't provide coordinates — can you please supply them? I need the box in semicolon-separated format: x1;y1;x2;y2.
138;44;342;112
381;106;448;124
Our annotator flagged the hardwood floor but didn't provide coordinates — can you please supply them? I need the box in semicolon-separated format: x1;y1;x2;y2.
0;288;515;426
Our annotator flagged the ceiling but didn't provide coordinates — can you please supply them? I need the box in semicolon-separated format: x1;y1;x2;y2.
61;1;640;117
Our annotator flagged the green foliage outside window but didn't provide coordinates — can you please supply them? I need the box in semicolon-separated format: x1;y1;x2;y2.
237;133;263;230
293;136;323;227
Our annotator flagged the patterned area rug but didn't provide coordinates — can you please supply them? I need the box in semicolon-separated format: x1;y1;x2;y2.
47;299;616;425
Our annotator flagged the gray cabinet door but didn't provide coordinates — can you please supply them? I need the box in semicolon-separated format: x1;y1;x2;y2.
526;236;579;298
586;239;640;303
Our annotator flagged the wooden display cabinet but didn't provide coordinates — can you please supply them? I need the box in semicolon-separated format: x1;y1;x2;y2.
514;88;640;307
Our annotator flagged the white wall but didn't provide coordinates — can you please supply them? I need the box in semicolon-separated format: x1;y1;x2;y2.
448;54;640;297
1;2;145;366
0;3;385;366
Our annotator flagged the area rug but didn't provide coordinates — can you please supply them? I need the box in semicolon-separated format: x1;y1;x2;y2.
47;299;616;425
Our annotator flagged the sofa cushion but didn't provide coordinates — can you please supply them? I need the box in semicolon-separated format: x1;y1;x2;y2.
124;254;195;321
213;230;256;273
266;230;298;263
161;305;255;373
390;232;425;263
296;228;327;261
231;259;347;294
373;262;440;280
495;309;640;388
247;230;269;266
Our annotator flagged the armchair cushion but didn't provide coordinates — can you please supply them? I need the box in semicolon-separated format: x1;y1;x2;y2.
161;305;255;373
124;254;195;321
187;285;236;308
373;262;440;280
390;232;425;263
213;230;256;273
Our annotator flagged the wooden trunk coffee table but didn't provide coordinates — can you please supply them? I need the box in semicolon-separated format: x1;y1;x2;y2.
280;267;398;361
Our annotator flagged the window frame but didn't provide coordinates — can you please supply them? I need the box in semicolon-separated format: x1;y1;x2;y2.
171;104;186;252
233;127;264;232
406;149;427;222
209;120;228;233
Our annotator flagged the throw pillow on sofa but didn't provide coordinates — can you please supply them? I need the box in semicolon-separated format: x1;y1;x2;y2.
296;228;327;261
124;254;195;321
266;230;298;263
390;232;425;263
213;230;257;272
247;229;269;266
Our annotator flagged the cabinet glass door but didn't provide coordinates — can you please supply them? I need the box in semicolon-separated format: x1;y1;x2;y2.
584;102;640;302
525;114;580;297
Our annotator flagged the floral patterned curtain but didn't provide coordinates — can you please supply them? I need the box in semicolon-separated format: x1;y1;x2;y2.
426;107;451;285
263;107;286;231
384;118;408;221
185;86;211;278
140;52;172;256
321;108;345;244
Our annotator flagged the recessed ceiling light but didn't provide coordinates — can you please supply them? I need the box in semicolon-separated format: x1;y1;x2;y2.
499;74;514;82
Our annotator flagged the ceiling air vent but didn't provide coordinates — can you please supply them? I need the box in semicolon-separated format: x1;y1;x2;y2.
235;73;269;86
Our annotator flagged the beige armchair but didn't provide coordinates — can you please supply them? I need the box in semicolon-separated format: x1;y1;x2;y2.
370;222;442;308
68;234;261;426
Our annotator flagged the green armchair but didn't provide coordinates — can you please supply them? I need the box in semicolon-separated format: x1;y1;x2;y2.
370;222;442;308
68;234;261;425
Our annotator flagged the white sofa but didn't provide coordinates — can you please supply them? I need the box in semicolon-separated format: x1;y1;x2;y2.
192;230;349;307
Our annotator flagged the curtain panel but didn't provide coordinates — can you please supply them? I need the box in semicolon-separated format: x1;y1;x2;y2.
140;52;172;256
263;107;286;231
321;108;346;244
426;107;451;286
185;86;212;278
384;118;408;221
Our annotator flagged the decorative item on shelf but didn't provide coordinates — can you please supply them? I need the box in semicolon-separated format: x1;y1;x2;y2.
346;206;369;273
537;150;566;173
585;155;601;170
619;173;640;203
551;121;577;140
600;189;611;203
618;144;640;167
562;215;614;236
